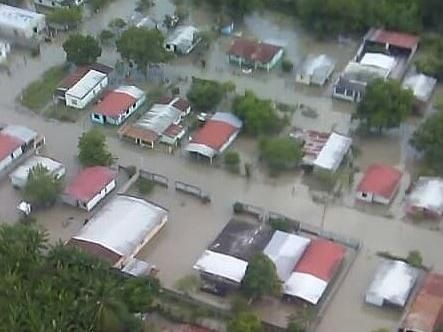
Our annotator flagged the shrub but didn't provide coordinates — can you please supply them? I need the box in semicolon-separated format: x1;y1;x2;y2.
407;250;423;268
282;59;294;73
269;218;291;232
224;151;241;173
137;178;154;195
125;165;137;178
233;202;244;213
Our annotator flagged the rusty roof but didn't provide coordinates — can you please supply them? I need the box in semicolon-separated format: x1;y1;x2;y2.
228;38;282;64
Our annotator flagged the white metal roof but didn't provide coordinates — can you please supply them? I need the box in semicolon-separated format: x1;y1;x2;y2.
402;73;437;102
166;26;198;46
185;143;217;159
1;125;37;143
211;112;243;129
313;132;352;172
300;54;335;76
114;85;145;100
73;195;168;258
263;231;311;282
193;250;248;283
408;177;443;215
9;156;65;186
360;53;396;72
343;61;390;82
121;257;154;277
66;70;107;99
0;4;45;30
365;259;419;307
135;103;182;135
284;272;328;304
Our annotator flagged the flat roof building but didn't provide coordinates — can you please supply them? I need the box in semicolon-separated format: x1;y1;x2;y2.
165;26;200;55
296;54;336;86
65;70;108;109
313;132;352;173
407;177;443;219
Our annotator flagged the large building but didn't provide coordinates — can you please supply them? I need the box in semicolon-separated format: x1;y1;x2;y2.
185;112;243;163
68;194;168;268
62;166;117;211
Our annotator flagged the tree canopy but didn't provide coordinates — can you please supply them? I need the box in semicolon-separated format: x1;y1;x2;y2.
228;312;263;332
233;91;283;136
62;34;102;66
416;35;443;80
410;111;443;170
0;223;159;331
186;78;226;111
47;7;82;28
241;253;281;300
78;128;113;167
23;164;62;209
356;79;413;134
116;27;167;74
259;137;302;173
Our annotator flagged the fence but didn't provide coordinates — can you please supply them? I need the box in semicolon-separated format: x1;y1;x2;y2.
140;169;169;188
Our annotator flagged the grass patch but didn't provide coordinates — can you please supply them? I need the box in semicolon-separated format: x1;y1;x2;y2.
21;65;67;112
44;104;79;122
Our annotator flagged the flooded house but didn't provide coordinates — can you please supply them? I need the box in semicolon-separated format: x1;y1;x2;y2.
34;0;83;8
91;85;145;126
67;194;168;269
399;273;443;332
333;28;419;103
227;38;284;72
406;177;443;219
402;73;437;114
295;54;336;86
356;164;402;205
365;258;420;308
283;239;345;305
62;166;117;211
9;155;65;188
164;25;200;55
185;112;242;164
0;4;46;48
0;125;43;175
118;97;189;151
55;64;113;109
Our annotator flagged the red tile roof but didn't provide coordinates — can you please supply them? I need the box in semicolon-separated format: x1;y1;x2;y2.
67;237;121;265
370;29;419;50
228;38;282;64
0;133;23;161
95;90;137;117
191;120;238;151
294;239;345;282
119;125;159;143
357;164;402;199
401;273;443;332
163;123;184;138
64;166;117;203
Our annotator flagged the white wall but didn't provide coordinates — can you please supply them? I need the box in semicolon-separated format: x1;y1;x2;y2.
0;147;23;173
83;178;116;211
66;76;108;109
356;191;391;205
356;191;374;203
0;14;46;42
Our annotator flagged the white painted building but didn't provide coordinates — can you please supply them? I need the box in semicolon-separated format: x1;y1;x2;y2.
34;0;83;8
0;4;46;45
65;70;108;109
313;132;352;173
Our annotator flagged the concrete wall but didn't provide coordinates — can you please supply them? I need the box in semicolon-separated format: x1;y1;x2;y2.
65;76;108;109
84;178;116;211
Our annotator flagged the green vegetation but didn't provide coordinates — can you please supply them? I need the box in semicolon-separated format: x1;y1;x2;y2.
269;218;291;232
233;91;283;136
224;151;241;173
45;104;79;122
241;253;281;301
46;7;82;28
416;35;443;80
78;129;113;167
281;59;294;73
407;250;423;268
137;177;155;195
21;65;67;111
0;223;159;331
116;27;167;76
175;275;200;294
411;111;443;171
356;79;413;134
23;164;62;209
63;34;102;66
228;311;262;332
99;29;115;45
108;17;127;30
259;137;302;174
187;78;226;111
287;320;304;332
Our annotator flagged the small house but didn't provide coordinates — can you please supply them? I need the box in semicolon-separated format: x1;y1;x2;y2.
91;85;145;126
62;166;117;211
34;0;83;8
296;54;335;86
227;38;284;72
406;177;443;219
9;155;65;188
402;73;437;113
312;132;352;174
164;26;200;55
356;164;402;205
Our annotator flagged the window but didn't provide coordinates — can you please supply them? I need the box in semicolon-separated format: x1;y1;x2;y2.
93;113;101;120
71;99;78;105
362;192;367;198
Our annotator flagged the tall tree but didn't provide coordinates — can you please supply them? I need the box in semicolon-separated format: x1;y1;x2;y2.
186;78;225;111
63;34;102;66
259;137;302;173
116;27;167;75
78;128;113;167
23;164;62;209
356;79;413;134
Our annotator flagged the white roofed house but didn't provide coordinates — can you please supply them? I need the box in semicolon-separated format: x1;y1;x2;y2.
296;54;336;86
402;73;437;113
65;70;108;109
34;0;84;9
164;26;201;55
406;177;443;220
312;132;352;174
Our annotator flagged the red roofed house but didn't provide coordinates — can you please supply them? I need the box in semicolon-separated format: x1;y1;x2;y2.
356;164;402;205
399;273;443;332
158;95;192;116
62;166;117;211
91;86;145;126
284;239;345;305
366;28;419;58
227;38;284;72
185;112;243;163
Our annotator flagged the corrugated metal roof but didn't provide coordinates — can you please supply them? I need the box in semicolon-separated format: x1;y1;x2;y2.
408;177;443;216
66;70;106;99
313;132;352;172
134;104;182;135
95;86;144;118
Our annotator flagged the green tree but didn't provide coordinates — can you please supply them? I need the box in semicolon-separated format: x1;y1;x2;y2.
228;312;262;332
224;151;241;173
356;79;413;134
410;111;443;170
416;35;443;80
116;27;167;76
78;128;113;167
108;17;127;30
47;7;82;28
287;320;304;332
259;137;302;173
233;91;283;136
62;34;102;66
99;29;115;44
23;164;62;209
407;250;423;268
187;78;225;110
241;253;281;301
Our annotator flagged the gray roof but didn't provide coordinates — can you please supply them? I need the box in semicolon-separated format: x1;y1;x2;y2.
134;103;182;135
403;73;437;102
298;54;335;85
1;125;37;143
166;25;198;47
365;258;419;307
